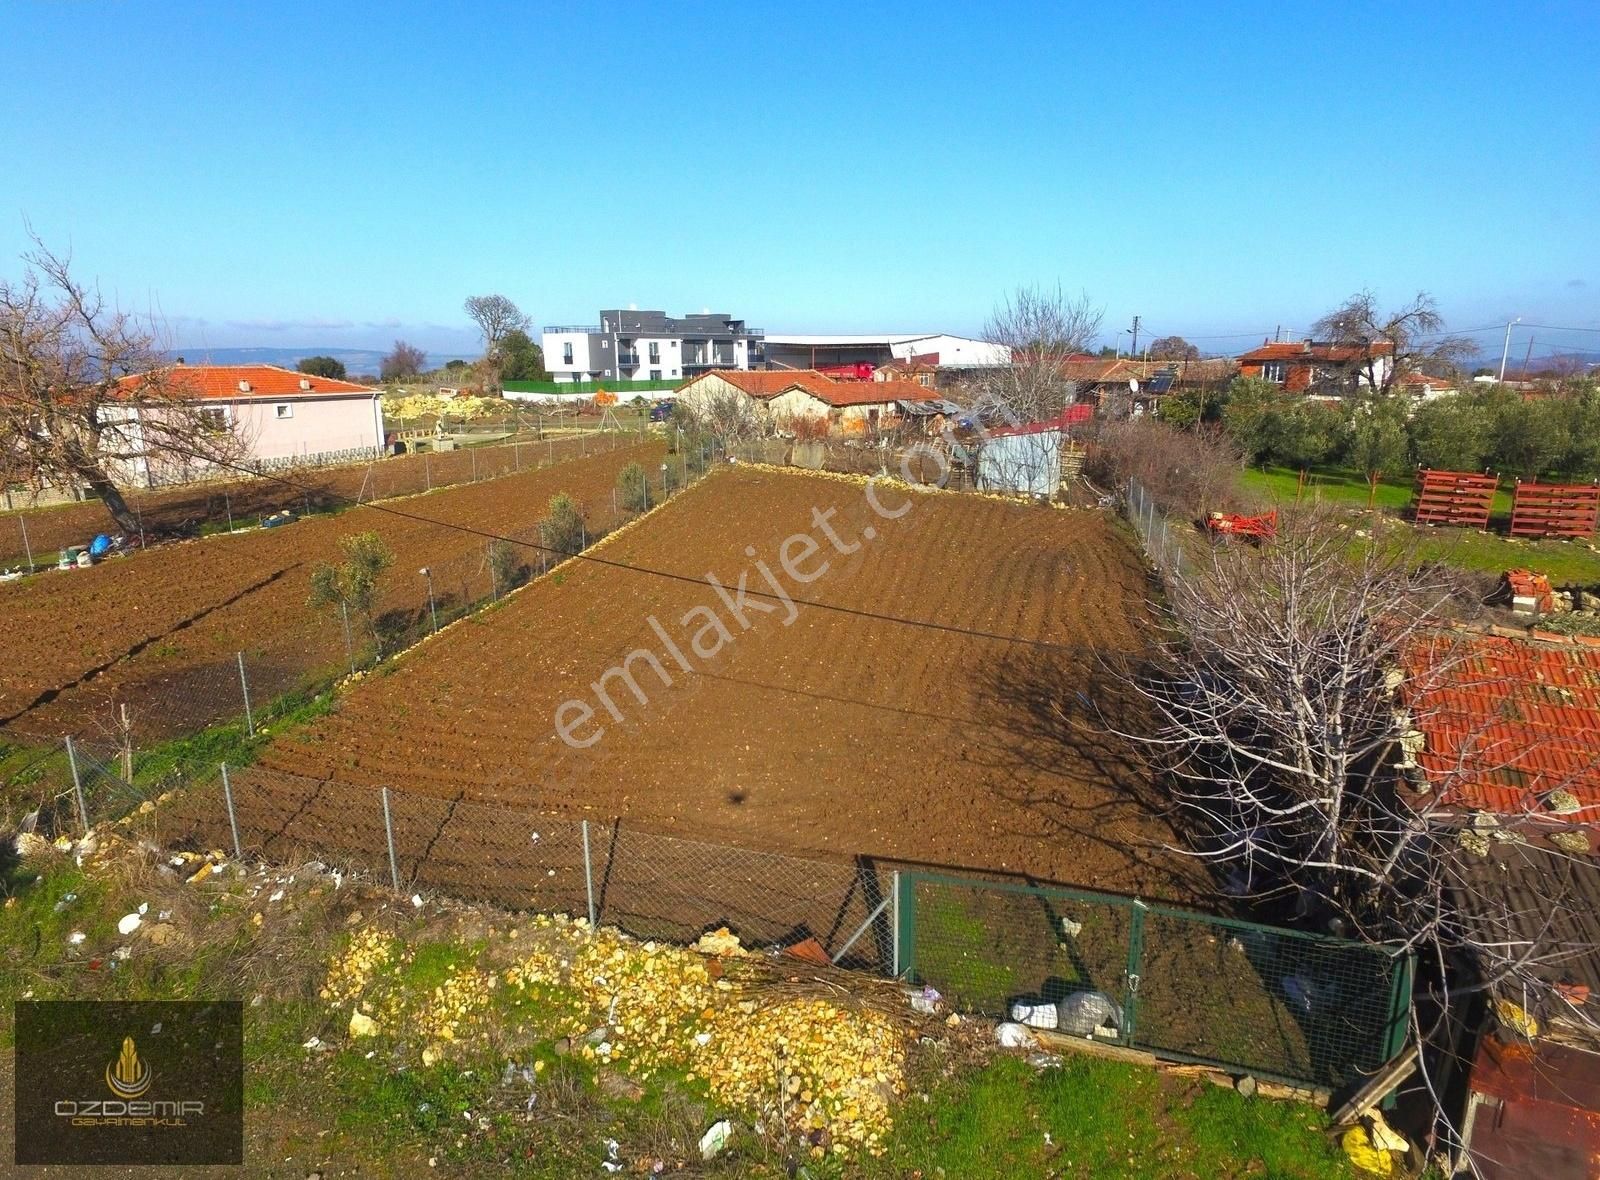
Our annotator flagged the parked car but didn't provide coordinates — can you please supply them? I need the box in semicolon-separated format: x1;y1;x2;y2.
649;399;677;423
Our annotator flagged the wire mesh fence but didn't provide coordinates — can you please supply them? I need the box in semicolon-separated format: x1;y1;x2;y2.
0;432;718;761
1125;477;1189;577
132;763;1410;1091
0;426;653;570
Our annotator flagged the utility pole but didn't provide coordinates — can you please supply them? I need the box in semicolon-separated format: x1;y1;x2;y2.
1498;317;1522;383
1129;315;1141;359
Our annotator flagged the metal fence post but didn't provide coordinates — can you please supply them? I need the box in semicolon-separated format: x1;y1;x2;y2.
890;870;901;977
236;652;255;736
381;787;401;894
893;871;916;979
515;442;521;471
471;448;477;481
581;820;597;927
65;735;88;835
225;492;234;533
220;763;242;859
1123;899;1147;1046
19;513;33;573
424;451;432;491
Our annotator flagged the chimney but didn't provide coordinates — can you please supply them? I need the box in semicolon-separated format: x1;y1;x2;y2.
299;377;312;390
237;380;252;392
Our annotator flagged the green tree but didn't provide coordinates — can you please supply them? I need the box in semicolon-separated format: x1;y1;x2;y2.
380;340;427;382
308;532;395;654
296;355;347;380
1147;335;1200;361
1409;396;1490;472
1268;400;1341;471
1342;395;1411;505
500;329;549;382
1219;377;1280;463
541;493;586;556
1552;384;1600;479
1486;389;1569;478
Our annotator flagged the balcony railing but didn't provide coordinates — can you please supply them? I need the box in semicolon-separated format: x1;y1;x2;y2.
543;325;600;334
617;351;640;366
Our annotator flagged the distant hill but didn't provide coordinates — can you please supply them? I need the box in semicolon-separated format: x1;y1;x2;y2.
164;347;472;377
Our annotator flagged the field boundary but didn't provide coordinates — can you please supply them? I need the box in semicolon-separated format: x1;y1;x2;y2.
132;762;1411;1092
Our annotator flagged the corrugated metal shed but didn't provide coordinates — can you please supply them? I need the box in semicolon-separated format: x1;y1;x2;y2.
1465;1036;1600;1180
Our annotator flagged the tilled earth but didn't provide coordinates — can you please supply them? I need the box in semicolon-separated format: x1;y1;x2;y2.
246;467;1206;900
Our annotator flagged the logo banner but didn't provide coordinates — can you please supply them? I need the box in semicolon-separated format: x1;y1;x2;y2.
14;1000;244;1166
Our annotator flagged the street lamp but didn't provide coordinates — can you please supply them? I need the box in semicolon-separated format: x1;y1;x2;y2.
419;567;438;634
1498;317;1522;384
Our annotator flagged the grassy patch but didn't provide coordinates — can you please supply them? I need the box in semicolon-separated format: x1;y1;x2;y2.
1401;527;1600;585
870;1055;1352;1179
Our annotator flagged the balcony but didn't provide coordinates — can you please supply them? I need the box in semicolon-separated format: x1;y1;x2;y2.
617;351;641;367
544;325;600;334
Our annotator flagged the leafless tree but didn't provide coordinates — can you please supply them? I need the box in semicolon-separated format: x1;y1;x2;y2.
1085;418;1242;518
1312;291;1476;393
464;294;531;390
0;238;251;535
380;340;427;382
1115;516;1600;1161
687;389;765;448
969;283;1104;425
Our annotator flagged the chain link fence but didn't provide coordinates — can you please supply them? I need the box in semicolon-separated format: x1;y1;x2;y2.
1125;477;1189;577
0;426;653;570
137;764;1408;1090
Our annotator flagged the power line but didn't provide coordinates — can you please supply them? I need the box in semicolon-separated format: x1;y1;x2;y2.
195;450;1084;653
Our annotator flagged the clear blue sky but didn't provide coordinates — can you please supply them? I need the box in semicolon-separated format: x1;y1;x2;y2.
3;0;1597;361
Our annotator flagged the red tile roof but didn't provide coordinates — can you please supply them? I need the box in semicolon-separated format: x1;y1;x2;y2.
684;369;837;399
1237;340;1395;363
116;364;378;401
780;377;940;408
1406;633;1600;823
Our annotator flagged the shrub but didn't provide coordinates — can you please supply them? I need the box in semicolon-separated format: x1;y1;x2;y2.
541;493;586;556
308;531;395;652
487;539;522;594
1085;418;1242;519
617;462;650;512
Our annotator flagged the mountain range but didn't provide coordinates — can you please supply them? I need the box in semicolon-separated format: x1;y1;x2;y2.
164;346;472;376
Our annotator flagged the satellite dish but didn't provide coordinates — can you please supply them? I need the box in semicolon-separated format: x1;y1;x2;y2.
1128;378;1139;392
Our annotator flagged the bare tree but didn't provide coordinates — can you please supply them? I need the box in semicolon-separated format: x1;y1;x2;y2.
1312;291;1476;394
970;283;1104;425
687;389;764;448
1115;516;1599;1159
380;340;427;382
0;238;250;535
464;294;531;391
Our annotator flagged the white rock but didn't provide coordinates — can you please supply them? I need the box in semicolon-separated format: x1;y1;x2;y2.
117;913;142;936
348;1010;379;1038
67;931;86;945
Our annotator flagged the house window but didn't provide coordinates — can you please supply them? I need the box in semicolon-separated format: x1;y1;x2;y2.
562;342;574;365
201;407;230;431
274;404;293;420
1261;362;1285;383
648;342;660;363
650;370;662;380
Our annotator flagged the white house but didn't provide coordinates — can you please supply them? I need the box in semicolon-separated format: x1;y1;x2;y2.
540;309;764;385
112;364;385;484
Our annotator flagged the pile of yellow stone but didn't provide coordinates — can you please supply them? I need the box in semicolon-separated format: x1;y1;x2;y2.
325;915;908;1160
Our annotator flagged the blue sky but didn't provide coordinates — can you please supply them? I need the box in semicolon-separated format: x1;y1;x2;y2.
3;0;1597;361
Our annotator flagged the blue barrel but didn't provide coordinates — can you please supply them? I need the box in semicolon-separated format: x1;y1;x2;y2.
89;534;111;556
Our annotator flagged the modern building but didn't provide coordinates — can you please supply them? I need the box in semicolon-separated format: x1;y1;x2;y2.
110;364;384;484
541;310;764;384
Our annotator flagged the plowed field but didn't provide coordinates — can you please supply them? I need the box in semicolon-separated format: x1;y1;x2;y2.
251;467;1205;898
0;430;638;566
0;441;663;741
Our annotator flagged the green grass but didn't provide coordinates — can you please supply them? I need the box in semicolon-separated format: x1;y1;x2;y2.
1391;525;1600;585
868;1055;1352;1180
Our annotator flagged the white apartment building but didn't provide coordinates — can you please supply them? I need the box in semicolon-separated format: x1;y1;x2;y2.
541;310;764;383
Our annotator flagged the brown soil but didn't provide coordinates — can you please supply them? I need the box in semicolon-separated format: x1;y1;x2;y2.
0;440;664;742
251;467;1207;901
0;431;637;567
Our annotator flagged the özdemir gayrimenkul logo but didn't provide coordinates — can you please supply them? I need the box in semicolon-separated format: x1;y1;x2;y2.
105;1036;153;1101
15;1000;243;1165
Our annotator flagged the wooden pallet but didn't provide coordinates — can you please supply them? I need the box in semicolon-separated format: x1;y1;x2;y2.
1510;481;1600;539
1411;469;1497;529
